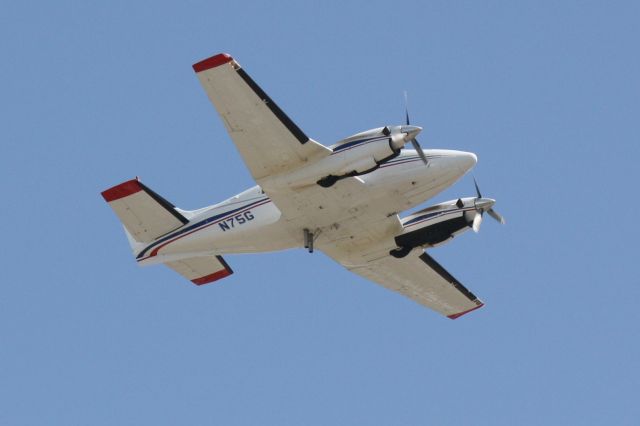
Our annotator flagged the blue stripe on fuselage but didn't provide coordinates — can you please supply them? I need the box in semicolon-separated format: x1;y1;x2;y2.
136;197;270;259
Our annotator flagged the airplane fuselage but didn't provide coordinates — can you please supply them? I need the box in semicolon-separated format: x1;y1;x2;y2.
135;147;476;266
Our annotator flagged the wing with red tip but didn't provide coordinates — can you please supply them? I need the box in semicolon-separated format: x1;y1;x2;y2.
193;53;330;182
328;248;484;319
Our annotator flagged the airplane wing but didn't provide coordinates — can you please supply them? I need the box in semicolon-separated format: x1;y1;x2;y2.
193;53;331;182
326;247;484;319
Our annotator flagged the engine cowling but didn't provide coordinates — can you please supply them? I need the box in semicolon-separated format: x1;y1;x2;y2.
262;125;421;189
390;198;476;257
316;126;412;187
334;137;399;173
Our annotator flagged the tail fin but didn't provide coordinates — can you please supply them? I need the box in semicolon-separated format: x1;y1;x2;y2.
102;178;235;286
101;178;188;243
123;226;146;257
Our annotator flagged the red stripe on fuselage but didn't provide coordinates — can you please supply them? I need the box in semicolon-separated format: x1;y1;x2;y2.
139;199;272;261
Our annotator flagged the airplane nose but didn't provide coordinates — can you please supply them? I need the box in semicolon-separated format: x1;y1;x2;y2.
454;151;477;173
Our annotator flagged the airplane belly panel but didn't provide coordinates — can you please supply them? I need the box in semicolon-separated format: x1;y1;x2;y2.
364;151;473;212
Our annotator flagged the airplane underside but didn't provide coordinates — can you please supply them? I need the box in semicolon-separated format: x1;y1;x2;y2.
128;149;477;264
102;52;503;319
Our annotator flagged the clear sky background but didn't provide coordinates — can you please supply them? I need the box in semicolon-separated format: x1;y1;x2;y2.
2;1;639;424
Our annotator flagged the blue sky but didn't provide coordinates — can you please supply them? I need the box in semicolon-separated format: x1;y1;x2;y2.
2;1;639;424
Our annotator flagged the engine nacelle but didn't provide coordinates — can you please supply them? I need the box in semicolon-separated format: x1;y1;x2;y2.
334;137;399;174
262;125;420;189
316;126;410;187
390;198;477;258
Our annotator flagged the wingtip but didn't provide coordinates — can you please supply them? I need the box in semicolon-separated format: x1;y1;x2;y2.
101;178;142;202
191;268;233;285
447;302;484;319
192;53;234;73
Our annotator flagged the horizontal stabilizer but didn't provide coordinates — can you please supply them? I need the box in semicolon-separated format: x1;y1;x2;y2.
101;178;188;243
165;255;233;285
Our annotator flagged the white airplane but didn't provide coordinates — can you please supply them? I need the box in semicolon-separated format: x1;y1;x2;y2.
102;53;504;319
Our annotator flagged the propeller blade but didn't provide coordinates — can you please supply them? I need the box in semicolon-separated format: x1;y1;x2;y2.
404;91;410;125
472;212;483;233
403;91;427;165
487;208;505;224
473;177;482;199
411;138;428;165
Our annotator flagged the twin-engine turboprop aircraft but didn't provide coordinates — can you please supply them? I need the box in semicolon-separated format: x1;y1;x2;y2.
102;53;504;319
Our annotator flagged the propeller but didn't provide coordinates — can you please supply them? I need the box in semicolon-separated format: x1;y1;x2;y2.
472;211;483;233
470;177;505;233
487;208;505;224
403;91;428;165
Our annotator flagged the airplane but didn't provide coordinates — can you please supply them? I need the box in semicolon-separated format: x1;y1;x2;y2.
101;53;504;319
